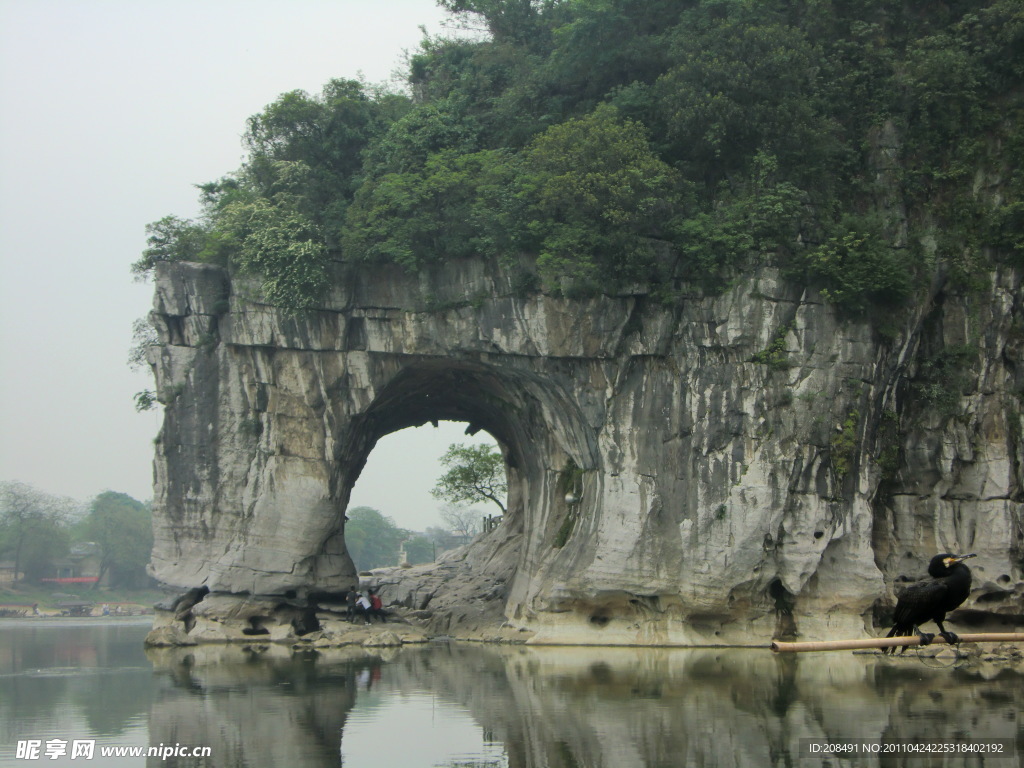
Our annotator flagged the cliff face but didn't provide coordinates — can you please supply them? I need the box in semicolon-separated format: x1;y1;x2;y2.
147;258;1023;643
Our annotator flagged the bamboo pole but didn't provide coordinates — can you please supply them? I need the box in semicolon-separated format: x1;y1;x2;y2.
770;633;1024;653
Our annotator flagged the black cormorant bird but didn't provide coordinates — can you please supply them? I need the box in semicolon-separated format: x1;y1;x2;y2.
884;553;976;654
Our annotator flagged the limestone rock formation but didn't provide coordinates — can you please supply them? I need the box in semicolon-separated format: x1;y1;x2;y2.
145;257;1023;645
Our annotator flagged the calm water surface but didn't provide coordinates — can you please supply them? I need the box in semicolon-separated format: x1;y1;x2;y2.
0;620;1020;767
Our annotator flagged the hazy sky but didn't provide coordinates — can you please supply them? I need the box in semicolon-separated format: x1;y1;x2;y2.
0;0;495;531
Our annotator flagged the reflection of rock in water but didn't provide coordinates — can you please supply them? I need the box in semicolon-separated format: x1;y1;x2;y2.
383;645;1022;768
144;643;1022;768
868;658;1022;761
147;645;367;768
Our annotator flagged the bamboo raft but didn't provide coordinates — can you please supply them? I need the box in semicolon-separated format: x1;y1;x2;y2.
770;633;1024;653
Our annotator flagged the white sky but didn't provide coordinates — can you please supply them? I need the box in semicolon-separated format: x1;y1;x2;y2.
0;0;495;531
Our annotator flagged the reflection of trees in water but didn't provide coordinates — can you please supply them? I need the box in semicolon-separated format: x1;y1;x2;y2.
72;669;155;736
0;675;73;729
0;623;153;739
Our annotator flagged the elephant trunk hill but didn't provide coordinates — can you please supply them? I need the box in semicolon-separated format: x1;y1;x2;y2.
143;257;1023;646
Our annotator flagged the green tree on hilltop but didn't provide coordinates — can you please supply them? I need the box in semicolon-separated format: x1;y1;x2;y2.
518;103;686;290
438;0;562;45
134;0;1024;317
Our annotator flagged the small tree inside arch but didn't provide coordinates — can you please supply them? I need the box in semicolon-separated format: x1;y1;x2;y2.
431;443;507;524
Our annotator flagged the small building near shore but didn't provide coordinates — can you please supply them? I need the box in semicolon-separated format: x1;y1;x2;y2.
42;542;104;587
0;561;17;584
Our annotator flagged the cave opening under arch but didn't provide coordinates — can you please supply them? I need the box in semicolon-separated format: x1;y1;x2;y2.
321;358;599;603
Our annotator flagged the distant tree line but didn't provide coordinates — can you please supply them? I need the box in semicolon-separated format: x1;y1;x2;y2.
132;0;1022;319
2;441;504;583
344;505;471;572
0;482;153;589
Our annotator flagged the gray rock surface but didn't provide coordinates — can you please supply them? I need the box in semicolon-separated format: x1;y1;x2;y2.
146;257;1023;644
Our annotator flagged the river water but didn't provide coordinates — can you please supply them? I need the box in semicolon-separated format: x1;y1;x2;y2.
0;619;1020;767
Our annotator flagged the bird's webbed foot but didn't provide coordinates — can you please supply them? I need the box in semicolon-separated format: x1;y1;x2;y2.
896;631;932;654
938;630;960;645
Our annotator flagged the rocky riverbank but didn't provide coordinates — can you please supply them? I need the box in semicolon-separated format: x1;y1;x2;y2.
143;595;529;650
145;546;533;649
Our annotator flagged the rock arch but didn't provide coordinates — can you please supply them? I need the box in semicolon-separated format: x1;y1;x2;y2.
335;358;596;517
331;358;601;595
146;259;1024;644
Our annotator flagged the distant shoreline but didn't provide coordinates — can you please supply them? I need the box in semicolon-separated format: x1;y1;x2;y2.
0;615;153;628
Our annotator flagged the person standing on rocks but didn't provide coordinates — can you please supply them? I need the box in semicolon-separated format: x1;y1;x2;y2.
346;586;360;623
355;592;372;624
369;590;386;622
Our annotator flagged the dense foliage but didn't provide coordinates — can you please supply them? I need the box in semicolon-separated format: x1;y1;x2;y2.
135;0;1024;313
0;482;75;583
343;506;446;571
80;491;153;588
0;483;151;588
432;443;508;514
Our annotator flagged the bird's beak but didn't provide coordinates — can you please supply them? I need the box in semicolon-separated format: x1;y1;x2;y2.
953;553;977;562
